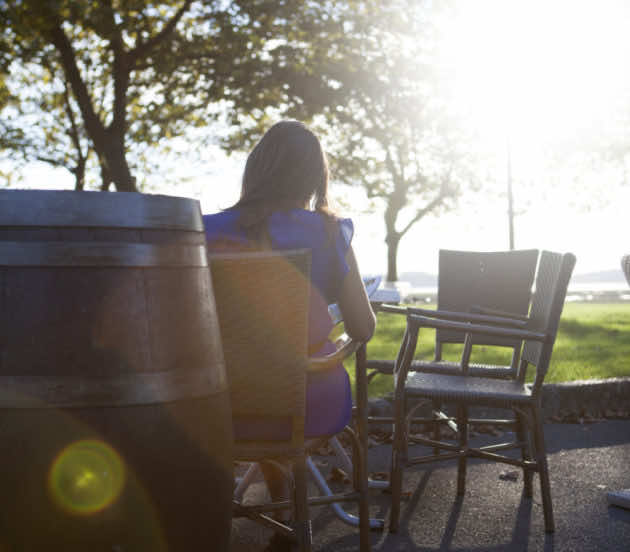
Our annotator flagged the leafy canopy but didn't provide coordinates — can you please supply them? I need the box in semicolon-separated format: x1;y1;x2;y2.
1;0;376;189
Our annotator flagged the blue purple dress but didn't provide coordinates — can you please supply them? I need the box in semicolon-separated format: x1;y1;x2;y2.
203;208;354;440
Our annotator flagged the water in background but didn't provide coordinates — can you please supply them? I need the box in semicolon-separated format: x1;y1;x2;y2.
389;281;630;304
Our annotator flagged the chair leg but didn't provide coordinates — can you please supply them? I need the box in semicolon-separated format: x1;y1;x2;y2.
389;397;408;533
531;406;555;533
432;399;442;456
456;405;468;496
351;430;372;552
515;410;533;498
354;345;372;551
293;457;312;552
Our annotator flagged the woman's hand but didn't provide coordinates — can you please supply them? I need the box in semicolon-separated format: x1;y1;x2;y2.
337;246;376;342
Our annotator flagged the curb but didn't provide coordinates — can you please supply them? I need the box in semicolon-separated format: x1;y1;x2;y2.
367;377;630;423
541;377;630;420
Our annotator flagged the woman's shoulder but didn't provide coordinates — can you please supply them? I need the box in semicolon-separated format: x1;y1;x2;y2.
270;209;353;246
334;215;354;244
276;209;352;230
202;209;239;230
203;209;245;248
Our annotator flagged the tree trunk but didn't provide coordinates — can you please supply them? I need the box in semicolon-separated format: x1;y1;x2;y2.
98;156;112;191
73;157;86;191
386;232;400;282
98;137;136;192
49;22;137;193
104;148;136;192
384;195;402;282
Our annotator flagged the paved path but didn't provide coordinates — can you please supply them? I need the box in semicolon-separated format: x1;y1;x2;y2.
231;419;630;551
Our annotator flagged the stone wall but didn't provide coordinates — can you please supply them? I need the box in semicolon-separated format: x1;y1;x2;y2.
367;377;630;424
540;377;630;421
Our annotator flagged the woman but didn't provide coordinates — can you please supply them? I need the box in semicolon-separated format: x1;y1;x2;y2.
204;120;375;551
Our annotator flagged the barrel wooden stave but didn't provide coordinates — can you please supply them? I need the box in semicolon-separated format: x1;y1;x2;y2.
0;395;233;551
0;190;232;551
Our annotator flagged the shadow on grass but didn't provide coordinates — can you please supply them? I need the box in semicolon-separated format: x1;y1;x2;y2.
559;318;623;340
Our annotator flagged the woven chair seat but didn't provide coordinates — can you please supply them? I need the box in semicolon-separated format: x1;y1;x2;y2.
405;372;532;406
367;359;515;379
233;442;305;462
410;360;516;379
233;436;330;462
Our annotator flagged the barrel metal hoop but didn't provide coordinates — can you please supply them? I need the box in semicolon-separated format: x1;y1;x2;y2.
0;242;209;267
0;367;228;408
0;190;203;231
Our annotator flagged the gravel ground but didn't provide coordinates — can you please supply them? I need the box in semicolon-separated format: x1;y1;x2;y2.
231;419;630;552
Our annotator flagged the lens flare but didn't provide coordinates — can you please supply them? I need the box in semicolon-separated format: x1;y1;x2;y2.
48;440;125;516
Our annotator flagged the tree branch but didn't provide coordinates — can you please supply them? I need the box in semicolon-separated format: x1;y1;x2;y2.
95;0;130;137
35;155;65;167
384;147;401;186
110;43;129;136
62;79;86;164
47;22;105;150
398;166;455;238
129;0;194;63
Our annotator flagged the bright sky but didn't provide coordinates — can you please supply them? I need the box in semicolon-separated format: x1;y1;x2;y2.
377;0;630;277
4;0;630;278
186;0;630;277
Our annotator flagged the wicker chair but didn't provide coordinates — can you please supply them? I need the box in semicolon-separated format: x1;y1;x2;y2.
622;255;630;286
367;249;538;382
209;250;371;552
607;255;630;510
366;249;538;456
389;251;576;534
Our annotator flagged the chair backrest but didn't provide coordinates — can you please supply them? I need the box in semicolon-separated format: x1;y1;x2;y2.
209;250;311;441
436;249;539;355
520;251;576;389
621;255;630;287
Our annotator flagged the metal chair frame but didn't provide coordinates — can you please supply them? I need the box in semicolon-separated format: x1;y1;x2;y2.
388;251;576;534
367;249;539;383
366;249;539;453
210;250;375;552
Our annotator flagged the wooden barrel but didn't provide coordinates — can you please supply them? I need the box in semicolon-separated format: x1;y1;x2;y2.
0;190;232;551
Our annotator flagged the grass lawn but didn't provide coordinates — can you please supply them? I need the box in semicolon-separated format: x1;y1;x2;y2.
345;302;630;398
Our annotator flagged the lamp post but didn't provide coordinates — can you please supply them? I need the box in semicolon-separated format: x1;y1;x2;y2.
507;135;515;250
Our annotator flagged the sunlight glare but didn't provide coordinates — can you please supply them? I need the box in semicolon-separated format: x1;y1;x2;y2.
437;0;630;150
48;440;125;516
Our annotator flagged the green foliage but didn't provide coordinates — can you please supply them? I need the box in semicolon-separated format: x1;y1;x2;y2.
2;60;94;189
223;1;480;280
219;0;386;148
1;0;375;190
346;302;630;398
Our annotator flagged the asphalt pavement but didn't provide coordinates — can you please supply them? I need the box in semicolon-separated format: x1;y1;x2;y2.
231;419;630;552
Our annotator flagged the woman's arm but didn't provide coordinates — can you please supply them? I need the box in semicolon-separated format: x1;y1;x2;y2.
337;245;376;342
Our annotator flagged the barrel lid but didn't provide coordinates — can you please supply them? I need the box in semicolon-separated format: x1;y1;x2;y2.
0;190;203;231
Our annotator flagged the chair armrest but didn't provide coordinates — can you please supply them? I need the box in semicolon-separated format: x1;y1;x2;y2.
380;304;528;328
470;304;530;322
407;314;549;343
307;333;362;373
373;303;407;315
327;302;343;326
407;307;528;328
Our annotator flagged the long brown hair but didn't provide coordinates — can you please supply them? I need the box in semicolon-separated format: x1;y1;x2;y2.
231;120;333;245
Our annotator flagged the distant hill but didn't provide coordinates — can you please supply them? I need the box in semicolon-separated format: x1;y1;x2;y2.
571;269;625;284
398;271;437;287
395;268;626;288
